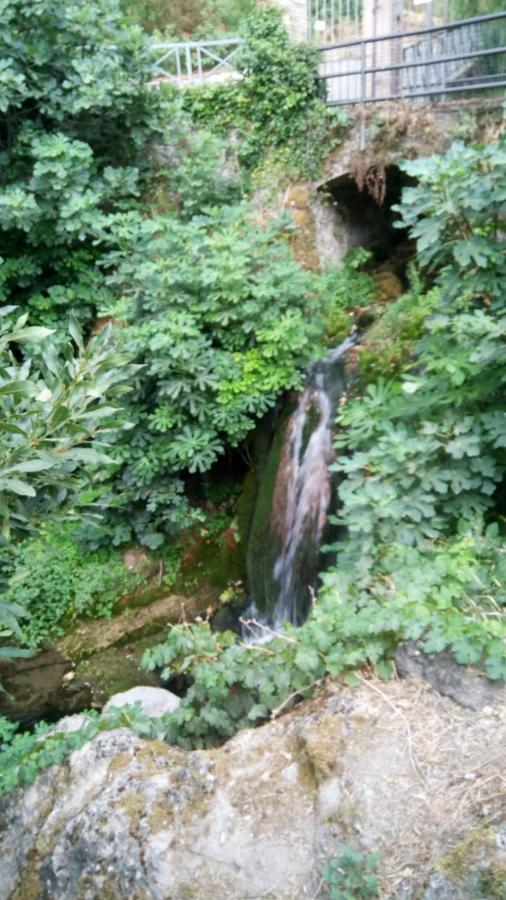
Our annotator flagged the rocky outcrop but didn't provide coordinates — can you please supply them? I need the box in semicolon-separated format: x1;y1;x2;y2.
1;677;504;898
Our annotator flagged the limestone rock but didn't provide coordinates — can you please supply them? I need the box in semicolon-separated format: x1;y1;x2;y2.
395;641;506;711
103;686;180;719
1;678;505;899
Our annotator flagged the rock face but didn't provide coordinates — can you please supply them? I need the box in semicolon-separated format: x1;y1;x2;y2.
395;641;506;711
0;647;92;725
1;678;505;899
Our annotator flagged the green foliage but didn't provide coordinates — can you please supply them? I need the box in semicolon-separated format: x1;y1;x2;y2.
0;310;133;543
0;0;347;553
3;525;144;647
0;309;133;652
136;525;505;749
357;272;440;382
83;206;329;547
1;514;505;791
0;703;166;796
0;0;163;328
322;248;376;342
322;845;381;900
182;9;348;177
333;137;506;565
318;135;506;680
395;140;506;301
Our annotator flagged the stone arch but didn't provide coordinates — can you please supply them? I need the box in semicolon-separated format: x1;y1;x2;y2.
312;163;415;271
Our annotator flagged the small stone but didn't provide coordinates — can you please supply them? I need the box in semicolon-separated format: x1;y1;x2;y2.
103;686;180;719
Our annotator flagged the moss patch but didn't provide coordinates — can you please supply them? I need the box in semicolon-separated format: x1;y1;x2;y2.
437;826;506;899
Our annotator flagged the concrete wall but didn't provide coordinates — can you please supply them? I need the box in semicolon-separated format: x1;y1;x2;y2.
264;0;309;42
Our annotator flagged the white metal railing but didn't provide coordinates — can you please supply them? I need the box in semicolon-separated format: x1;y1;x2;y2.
150;38;245;86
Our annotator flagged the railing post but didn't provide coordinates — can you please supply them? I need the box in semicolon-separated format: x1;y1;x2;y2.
360;38;366;103
360;38;366;149
185;44;192;81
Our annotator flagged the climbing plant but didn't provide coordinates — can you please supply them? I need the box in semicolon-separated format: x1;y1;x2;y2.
182;8;348;176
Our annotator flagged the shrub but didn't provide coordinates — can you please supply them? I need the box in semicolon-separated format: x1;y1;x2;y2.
3;526;144;647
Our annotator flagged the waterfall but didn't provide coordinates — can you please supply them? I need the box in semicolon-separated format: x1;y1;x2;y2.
245;337;354;631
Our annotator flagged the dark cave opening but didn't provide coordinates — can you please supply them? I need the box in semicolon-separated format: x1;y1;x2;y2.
319;164;416;277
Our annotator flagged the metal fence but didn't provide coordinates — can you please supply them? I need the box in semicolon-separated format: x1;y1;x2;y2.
150;38;244;86
318;10;506;104
309;0;362;43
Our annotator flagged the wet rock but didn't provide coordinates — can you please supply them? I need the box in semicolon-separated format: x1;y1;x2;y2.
0;647;92;725
122;547;161;579
103;686;180;719
1;678;505;898
74;631;164;706
56;593;210;663
395;641;506;711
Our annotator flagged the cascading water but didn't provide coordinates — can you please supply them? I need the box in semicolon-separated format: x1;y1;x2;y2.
245;336;354;631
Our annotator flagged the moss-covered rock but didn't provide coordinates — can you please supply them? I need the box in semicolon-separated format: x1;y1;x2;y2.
424;826;506;899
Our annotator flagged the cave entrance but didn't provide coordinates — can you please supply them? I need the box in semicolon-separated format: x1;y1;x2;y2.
316;164;415;277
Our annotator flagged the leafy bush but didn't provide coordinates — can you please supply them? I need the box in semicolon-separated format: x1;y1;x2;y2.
82;206;331;548
0;704;163;795
0;0;163;328
315;136;506;688
330;136;506;568
3;526;144;647
136;526;506;748
1;517;505;791
0;309;133;650
0;310;133;542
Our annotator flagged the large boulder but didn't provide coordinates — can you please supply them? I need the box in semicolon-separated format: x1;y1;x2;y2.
0;678;504;899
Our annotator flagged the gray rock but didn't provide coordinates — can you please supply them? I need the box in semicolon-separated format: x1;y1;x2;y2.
422;873;470;899
102;685;180;719
395;641;506;711
423;824;506;899
1;678;505;899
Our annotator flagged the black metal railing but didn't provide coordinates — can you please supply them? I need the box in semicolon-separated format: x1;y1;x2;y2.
318;11;506;104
